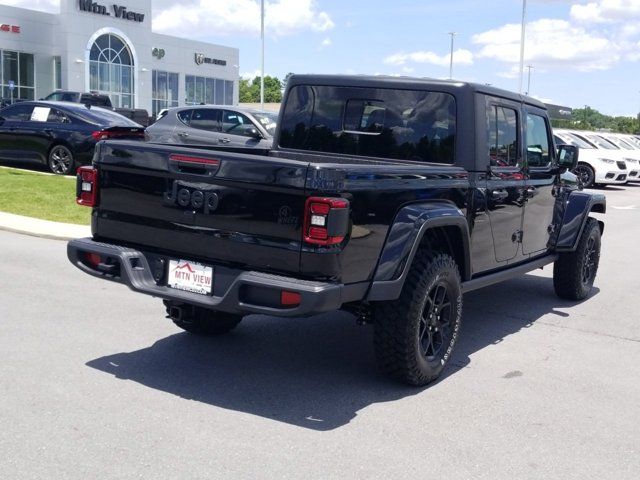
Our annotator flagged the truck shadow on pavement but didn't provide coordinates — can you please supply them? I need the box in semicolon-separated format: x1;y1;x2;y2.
86;272;598;431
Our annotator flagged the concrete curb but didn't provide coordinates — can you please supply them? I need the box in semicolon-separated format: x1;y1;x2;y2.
0;212;90;241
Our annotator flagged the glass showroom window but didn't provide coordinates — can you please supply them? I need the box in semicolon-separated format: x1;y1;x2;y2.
89;34;134;108
152;70;179;116
0;50;35;101
185;75;234;105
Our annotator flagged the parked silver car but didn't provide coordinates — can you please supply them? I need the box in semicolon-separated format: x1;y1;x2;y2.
146;106;277;148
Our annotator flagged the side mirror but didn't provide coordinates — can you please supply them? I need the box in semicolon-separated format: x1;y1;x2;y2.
248;127;262;139
557;144;578;171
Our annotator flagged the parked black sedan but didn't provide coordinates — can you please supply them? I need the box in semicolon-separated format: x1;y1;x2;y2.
0;101;144;175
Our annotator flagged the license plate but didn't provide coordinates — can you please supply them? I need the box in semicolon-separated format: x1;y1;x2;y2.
167;259;213;295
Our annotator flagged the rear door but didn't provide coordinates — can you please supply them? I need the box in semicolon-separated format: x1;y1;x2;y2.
94;142;309;274
174;108;222;146
484;98;526;263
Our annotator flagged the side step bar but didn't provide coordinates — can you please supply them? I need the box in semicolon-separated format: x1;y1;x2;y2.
461;254;558;293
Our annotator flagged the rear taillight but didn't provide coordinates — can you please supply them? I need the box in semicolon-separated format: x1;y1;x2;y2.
303;197;350;245
91;129;145;141
76;166;99;207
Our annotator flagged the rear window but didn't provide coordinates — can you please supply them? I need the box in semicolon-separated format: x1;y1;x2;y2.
44;92;80;102
279;85;456;163
73;106;141;127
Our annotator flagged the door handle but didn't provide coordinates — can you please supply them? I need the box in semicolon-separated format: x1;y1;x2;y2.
491;190;508;200
219;138;230;144
177;132;189;138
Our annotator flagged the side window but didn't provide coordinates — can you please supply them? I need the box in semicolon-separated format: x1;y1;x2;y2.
47;108;68;123
190;109;220;131
222;111;255;136
526;113;552;167
487;105;518;167
177;109;193;126
1;104;34;121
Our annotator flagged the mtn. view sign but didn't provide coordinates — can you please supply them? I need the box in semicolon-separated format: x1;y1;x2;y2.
78;1;145;22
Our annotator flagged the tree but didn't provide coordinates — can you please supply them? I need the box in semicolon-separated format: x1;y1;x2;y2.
551;106;639;134
238;76;282;103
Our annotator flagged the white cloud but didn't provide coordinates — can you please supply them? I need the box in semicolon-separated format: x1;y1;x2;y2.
570;0;640;23
153;0;334;38
473;18;619;73
240;69;262;80
319;37;332;49
383;49;474;67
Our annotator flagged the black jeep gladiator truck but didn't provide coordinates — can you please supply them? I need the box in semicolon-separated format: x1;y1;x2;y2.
68;75;605;386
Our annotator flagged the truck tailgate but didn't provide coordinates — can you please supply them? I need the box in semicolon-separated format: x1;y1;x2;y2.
93;141;309;274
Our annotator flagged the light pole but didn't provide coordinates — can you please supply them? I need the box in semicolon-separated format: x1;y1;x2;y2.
518;0;527;93
525;65;533;95
260;0;265;110
448;32;457;79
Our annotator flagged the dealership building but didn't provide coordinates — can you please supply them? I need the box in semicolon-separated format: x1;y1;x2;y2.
0;0;239;115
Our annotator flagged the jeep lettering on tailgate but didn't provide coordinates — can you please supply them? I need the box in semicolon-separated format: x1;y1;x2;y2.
164;181;219;214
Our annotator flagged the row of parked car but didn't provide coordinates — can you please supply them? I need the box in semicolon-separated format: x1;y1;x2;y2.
0;98;277;175
553;129;640;187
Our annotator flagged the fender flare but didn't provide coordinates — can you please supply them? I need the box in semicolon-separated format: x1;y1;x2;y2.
367;201;470;302
554;191;606;252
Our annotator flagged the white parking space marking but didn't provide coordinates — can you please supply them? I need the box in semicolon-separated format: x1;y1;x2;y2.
611;205;637;210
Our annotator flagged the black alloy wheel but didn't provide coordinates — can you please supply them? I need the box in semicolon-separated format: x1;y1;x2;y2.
573;164;595;188
581;234;598;287
48;145;75;175
419;283;454;361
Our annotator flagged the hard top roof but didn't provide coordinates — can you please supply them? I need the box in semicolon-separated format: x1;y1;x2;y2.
286;74;546;110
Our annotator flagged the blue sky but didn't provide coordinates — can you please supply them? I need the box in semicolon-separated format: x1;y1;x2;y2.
7;0;640;116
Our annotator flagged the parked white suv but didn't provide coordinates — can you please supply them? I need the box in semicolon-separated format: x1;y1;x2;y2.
595;132;640;182
554;129;627;187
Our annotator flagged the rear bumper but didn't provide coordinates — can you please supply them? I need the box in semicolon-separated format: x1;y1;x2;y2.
67;238;367;317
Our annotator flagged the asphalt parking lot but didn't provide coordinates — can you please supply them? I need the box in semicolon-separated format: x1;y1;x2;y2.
1;184;639;480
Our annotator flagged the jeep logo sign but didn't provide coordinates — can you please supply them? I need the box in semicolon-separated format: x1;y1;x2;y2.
78;1;145;22
164;182;220;214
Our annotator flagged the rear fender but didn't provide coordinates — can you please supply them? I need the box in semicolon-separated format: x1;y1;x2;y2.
555;191;606;252
367;201;470;301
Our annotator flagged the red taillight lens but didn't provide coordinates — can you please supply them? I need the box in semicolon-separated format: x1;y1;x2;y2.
92;129;145;141
76;166;99;207
280;290;301;307
303;197;349;246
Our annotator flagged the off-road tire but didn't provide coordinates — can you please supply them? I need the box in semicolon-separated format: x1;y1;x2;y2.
553;217;601;300
48;144;75;175
373;252;462;386
573;163;595;188
167;304;242;335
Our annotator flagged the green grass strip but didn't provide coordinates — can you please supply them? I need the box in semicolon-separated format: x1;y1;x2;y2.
0;167;90;225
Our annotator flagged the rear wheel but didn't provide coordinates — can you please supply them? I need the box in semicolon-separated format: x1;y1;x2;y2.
48;144;75;175
165;302;242;335
573;163;595;188
373;252;462;386
554;217;601;300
